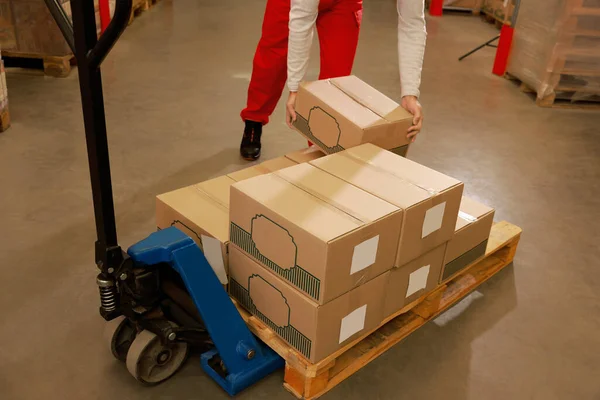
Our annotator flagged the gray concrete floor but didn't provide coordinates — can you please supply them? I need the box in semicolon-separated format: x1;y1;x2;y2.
1;0;599;399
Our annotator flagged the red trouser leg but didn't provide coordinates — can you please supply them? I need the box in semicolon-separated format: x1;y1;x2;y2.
306;0;363;146
240;0;289;125
317;0;363;80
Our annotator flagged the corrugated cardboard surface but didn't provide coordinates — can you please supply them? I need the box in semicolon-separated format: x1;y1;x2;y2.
292;76;412;155
227;156;297;182
229;163;402;304
311;144;463;267
442;197;494;282
156;175;234;282
229;246;388;363
384;243;446;318
285;146;325;164
155;157;299;281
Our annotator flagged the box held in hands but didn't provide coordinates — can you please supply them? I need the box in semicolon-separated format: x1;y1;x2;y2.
293;76;413;156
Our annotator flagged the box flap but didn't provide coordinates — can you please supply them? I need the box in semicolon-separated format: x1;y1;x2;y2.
344;144;462;194
195;175;236;208
274;163;400;223
302;80;383;129
232;173;364;242
285;146;326;163
157;184;230;243
227;165;265;182
456;196;495;230
329;76;412;123
310;153;430;209
260;156;298;171
228;156;298;182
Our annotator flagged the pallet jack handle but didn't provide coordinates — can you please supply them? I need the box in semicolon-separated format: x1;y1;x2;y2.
43;2;286;393
44;0;133;275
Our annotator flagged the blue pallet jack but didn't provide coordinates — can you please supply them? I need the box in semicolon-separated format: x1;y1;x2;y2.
42;0;284;394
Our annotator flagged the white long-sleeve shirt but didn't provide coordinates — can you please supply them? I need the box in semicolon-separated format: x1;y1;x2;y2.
288;0;427;98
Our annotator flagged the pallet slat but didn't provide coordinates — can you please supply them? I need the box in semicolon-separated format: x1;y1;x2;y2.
235;221;522;399
505;73;600;109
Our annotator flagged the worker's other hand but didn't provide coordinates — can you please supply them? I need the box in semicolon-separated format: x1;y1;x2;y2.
286;91;298;129
401;95;423;143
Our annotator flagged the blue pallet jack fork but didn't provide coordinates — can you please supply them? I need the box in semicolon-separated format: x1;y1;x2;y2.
42;0;283;394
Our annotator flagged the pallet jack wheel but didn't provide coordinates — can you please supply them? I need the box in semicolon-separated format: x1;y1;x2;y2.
104;315;137;362
125;328;189;384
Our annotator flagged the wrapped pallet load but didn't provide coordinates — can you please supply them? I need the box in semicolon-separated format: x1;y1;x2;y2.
507;0;600;106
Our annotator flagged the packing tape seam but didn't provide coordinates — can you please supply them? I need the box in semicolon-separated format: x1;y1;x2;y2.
269;173;367;226
326;79;392;123
193;185;230;210
341;152;439;197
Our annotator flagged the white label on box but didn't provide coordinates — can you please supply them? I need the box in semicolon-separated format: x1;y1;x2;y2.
350;235;379;274
339;304;367;343
200;235;228;285
422;202;446;238
406;265;430;297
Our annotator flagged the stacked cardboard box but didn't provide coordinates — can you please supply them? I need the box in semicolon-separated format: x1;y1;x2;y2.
156;77;495;363
227;144;495;362
156;147;325;284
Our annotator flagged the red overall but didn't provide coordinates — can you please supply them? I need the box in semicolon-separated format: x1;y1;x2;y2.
241;0;363;125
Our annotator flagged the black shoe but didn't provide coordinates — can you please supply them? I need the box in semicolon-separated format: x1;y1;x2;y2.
240;120;263;161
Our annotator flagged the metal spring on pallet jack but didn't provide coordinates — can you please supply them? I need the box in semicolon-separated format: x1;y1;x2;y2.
97;276;118;313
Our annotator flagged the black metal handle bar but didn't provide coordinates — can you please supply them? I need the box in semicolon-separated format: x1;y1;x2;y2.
43;0;132;69
42;0;135;274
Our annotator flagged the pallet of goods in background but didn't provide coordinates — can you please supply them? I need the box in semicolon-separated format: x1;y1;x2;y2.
441;0;483;15
0;0;158;77
481;0;515;27
506;0;600;109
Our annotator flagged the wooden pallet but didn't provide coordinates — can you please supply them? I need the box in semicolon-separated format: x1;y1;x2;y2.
129;0;160;24
505;73;600;109
481;0;514;28
482;12;505;28
235;221;522;399
442;6;482;16
1;51;74;78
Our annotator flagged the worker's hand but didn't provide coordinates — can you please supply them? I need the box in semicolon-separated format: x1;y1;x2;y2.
401;95;423;143
286;91;298;129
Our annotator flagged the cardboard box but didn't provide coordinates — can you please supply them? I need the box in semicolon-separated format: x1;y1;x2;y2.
227;156;297;182
229;246;389;363
156;156;298;283
441;197;494;282
384;243;446;318
285;146;325;164
156;175;234;285
229;163;402;303
292;75;412;156
311;144;463;266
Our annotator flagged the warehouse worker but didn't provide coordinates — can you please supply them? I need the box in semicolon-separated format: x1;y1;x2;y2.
240;0;426;160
